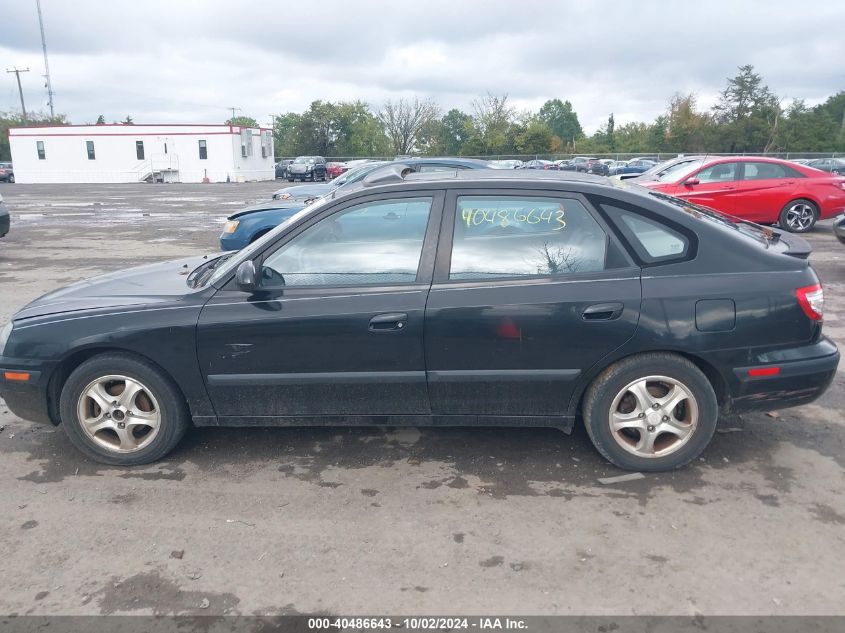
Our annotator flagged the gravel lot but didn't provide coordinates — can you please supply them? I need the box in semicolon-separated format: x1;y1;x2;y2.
0;181;844;616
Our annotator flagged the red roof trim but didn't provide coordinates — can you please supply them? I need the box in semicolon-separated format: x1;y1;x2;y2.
10;124;271;134
10;131;245;137
11;123;270;129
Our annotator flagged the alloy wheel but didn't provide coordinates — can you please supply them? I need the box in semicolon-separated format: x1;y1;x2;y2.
608;375;698;458
76;375;161;453
784;203;815;231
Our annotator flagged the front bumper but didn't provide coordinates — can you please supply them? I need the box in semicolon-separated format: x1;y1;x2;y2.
729;338;839;412
0;355;56;424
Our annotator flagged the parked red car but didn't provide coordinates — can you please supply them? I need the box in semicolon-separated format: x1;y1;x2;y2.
636;156;845;232
326;162;348;179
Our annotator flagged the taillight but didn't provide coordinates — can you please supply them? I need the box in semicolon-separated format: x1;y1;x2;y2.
796;284;824;321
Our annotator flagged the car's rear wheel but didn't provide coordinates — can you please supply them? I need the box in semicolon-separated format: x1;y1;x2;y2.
779;199;818;233
59;353;189;465
583;353;718;471
8;174;14;183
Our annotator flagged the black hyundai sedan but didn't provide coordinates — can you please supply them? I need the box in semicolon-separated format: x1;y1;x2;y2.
0;168;838;471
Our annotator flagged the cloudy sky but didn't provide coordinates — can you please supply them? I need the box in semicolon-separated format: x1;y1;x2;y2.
1;0;844;132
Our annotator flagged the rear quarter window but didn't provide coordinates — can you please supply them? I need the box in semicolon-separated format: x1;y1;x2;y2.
599;202;691;264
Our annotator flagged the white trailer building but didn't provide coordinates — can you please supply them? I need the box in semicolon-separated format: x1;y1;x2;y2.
8;123;275;184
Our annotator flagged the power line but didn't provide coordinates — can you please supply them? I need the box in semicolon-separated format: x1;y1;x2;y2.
35;0;54;118
227;106;241;121
6;67;30;123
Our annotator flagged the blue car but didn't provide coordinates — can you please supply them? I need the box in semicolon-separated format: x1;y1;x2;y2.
610;159;657;177
220;200;307;251
219;158;490;250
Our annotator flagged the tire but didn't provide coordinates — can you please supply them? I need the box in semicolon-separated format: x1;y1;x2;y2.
8;175;14;183
287;178;294;182
582;353;718;471
59;353;190;465
779;199;818;233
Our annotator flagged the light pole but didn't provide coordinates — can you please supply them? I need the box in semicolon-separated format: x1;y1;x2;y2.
6;67;30;123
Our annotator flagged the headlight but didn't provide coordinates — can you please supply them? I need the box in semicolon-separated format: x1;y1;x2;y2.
223;220;240;234
0;321;12;356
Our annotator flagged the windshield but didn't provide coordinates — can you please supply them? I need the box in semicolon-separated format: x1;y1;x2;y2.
293;157;312;164
655;159;705;182
333;161;388;186
205;196;331;286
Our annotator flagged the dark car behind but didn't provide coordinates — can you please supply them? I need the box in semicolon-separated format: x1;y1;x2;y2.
0;162;13;183
0;193;9;238
807;158;845;176
287;156;327;181
835;214;845;245
275;159;293;179
584;158;609;175
524;159;558;170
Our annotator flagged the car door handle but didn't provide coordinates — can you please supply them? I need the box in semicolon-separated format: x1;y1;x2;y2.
369;312;408;332
582;302;624;321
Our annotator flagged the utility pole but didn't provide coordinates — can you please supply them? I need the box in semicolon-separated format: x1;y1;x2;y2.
6;67;30;124
36;0;54;118
227;106;240;122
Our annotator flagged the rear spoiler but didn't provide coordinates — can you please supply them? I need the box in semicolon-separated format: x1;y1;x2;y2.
770;229;811;259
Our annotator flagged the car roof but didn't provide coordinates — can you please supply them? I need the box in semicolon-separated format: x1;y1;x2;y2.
398;157;491;168
355;164;610;192
316;166;678;216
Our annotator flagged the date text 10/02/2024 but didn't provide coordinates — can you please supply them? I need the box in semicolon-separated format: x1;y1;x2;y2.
307;617;528;629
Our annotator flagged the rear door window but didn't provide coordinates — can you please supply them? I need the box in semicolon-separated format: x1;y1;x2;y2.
448;196;617;280
742;162;803;180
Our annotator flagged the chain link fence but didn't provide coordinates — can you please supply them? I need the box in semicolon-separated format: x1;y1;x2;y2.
279;152;844;163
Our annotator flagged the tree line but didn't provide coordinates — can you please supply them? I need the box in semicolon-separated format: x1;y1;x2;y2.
2;65;844;162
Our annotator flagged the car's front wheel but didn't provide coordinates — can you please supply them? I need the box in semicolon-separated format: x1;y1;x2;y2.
779;199;818;233
59;353;189;465
582;353;718;471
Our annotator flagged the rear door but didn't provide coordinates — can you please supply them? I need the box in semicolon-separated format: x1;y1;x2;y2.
424;189;641;418
672;161;740;214
731;161;801;223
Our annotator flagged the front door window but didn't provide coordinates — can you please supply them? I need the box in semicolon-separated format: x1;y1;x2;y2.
262;197;433;287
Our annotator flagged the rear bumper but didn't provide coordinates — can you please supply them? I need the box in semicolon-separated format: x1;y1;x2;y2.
729;338;839;412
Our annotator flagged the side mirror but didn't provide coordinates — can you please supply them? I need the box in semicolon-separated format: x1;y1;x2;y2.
235;260;258;292
684;178;700;186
